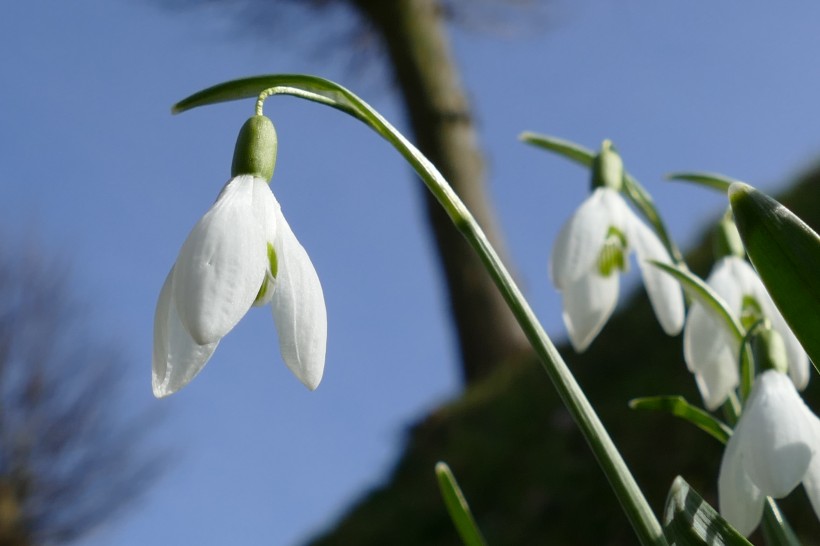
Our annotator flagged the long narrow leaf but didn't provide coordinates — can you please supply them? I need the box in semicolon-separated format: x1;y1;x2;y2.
435;462;487;546
729;182;820;374
761;498;802;546
663;477;752;546
629;396;731;444
518;132;595;167
649;261;744;342
667;172;739;193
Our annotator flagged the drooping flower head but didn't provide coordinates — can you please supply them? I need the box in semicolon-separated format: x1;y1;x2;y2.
152;115;327;397
718;369;820;536
683;253;809;410
550;143;684;352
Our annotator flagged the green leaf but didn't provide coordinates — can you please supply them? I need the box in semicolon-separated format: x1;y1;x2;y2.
518;132;595;167
435;462;487;546
761;498;802;546
663;477;752;546
729;182;820;375
629;396;731;444
667;172;740;193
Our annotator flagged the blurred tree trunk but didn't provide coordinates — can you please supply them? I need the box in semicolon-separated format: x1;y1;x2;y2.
0;481;28;546
353;0;532;384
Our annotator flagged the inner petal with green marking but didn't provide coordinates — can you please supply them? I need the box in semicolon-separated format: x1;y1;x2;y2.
740;294;764;331
597;226;629;277
253;242;279;306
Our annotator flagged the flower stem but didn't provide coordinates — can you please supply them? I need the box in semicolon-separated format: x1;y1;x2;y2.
173;75;668;545
266;82;668;546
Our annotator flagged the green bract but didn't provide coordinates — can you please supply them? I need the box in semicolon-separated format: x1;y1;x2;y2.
729;182;820;373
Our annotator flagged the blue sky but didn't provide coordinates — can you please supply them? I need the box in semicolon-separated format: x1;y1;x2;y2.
3;1;820;544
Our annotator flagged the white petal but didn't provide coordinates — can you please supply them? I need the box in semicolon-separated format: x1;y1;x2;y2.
153;268;218;398
802;416;820;521
252;177;278;246
550;188;613;290
718;420;766;537
684;304;739;410
741;371;813;497
173;175;267;344
271;206;327;390
708;257;747;315
250;178;280;306
561;271;619;352
628;216;684;335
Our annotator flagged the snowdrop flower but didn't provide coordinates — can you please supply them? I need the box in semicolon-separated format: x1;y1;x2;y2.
152;115;327;398
684;255;809;410
550;184;684;352
718;369;820;536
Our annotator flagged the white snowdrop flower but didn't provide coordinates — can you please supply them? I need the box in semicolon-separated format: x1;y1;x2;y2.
550;187;684;352
152;115;327;397
684;256;809;410
718;370;820;536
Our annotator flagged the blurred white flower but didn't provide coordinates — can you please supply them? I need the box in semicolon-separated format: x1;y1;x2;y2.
550;187;684;352
718;370;820;536
152;174;327;398
684;256;809;410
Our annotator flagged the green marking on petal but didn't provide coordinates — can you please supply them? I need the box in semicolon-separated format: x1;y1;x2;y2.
268;242;278;278
740;294;764;331
254;277;270;306
253;243;279;306
597;226;629;277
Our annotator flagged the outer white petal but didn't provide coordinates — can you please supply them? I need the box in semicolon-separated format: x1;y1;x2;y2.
684;304;739;410
561;271;619;352
627;215;684;335
708;257;746;317
250;178;279;306
270;205;327;390
153;268;218;398
760;293;810;390
802;415;820;521
718;419;766;537
173;175;267;344
741;371;813;497
252;177;278;244
550;188;612;290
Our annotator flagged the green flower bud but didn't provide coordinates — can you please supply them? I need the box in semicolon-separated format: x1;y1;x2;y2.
591;140;623;191
232;115;278;181
752;324;789;376
712;209;745;260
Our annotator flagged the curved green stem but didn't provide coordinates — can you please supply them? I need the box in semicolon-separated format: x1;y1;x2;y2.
174;75;667;546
